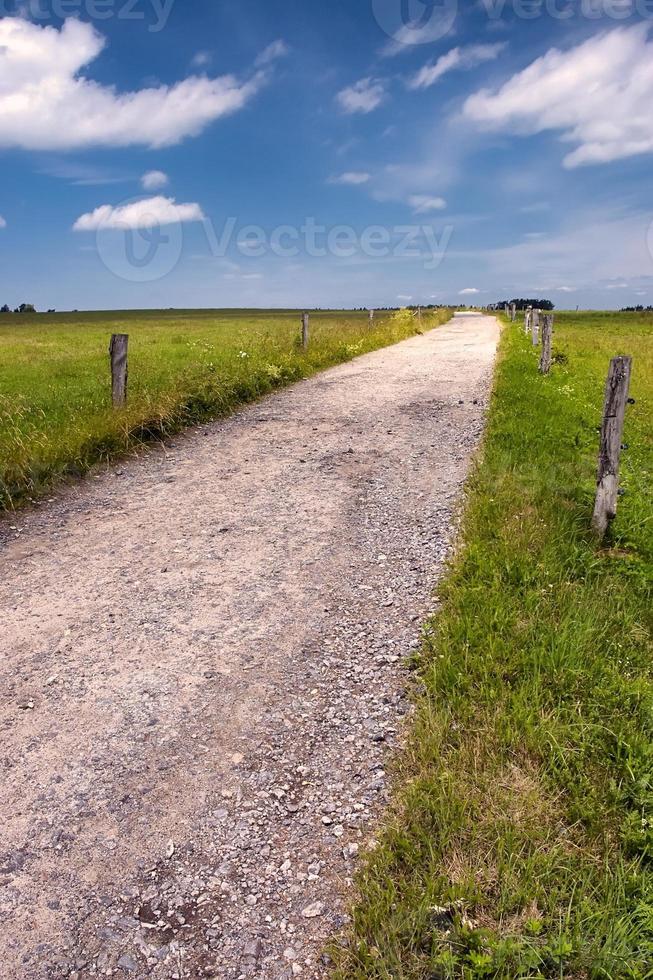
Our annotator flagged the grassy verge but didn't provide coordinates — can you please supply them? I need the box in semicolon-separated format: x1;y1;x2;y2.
0;307;449;510
333;312;653;978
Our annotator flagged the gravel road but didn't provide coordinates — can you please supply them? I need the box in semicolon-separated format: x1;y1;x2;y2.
0;314;499;979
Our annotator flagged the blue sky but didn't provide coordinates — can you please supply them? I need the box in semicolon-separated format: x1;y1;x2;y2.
1;0;653;310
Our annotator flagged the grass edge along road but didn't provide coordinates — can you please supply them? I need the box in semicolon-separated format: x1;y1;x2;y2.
0;308;450;511
332;312;653;979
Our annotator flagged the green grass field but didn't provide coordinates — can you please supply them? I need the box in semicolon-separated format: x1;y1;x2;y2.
0;307;449;510
333;311;653;978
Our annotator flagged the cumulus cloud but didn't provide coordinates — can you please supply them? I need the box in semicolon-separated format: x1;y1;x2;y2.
459;287;480;295
408;43;506;91
328;172;371;185
73;196;205;231
336;78;385;114
141;170;169;191
463;25;653;167
408;195;447;213
0;18;275;151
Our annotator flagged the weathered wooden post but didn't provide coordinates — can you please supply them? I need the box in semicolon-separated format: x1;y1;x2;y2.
369;309;375;325
525;306;532;336
417;306;422;326
531;309;540;346
592;356;633;539
511;303;517;322
539;315;554;374
301;312;309;350
109;333;128;407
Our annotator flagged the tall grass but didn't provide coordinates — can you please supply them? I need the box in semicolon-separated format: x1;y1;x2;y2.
333;311;653;978
0;307;448;510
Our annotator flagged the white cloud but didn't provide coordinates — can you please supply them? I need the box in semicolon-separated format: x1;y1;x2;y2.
463;25;653;168
0;215;6;228
141;170;169;191
555;286;576;292
459;287;480;295
408;194;447;213
73;196;205;231
408;43;506;91
336;78;385;114
39;160;128;186
0;18;273;151
328;172;371;185
255;40;289;67
191;51;212;69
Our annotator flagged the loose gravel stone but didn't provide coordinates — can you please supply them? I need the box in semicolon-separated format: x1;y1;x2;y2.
0;316;498;979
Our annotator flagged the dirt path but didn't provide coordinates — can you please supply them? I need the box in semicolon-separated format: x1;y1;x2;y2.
0;314;499;980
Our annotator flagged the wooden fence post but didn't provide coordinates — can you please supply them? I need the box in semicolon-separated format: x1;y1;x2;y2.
369;309;375;325
525;306;532;336
301;312;309;350
531;309;540;346
109;333;128;407
539;315;554;374
592;356;633;539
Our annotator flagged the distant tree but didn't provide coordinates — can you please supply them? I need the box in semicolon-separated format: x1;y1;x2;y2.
14;303;36;313
0;304;10;313
491;298;555;312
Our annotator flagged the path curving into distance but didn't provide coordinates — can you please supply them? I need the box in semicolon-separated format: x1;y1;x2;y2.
0;314;499;979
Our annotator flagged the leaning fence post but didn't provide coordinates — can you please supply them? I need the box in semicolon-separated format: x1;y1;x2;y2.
592;356;633;539
531;309;540;346
301;312;310;350
539;315;554;374
109;333;128;407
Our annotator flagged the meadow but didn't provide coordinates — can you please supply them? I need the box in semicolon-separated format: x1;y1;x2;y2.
0;307;448;510
333;311;653;978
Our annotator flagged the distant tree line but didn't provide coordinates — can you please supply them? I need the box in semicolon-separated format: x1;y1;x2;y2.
621;305;653;313
489;298;555;311
1;303;37;314
366;304;457;311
